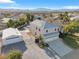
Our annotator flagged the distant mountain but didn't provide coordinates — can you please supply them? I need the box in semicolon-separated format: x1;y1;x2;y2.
31;8;52;11
0;8;79;13
54;9;79;12
30;8;79;12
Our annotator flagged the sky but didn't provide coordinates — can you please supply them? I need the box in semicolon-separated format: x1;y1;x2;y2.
0;0;79;9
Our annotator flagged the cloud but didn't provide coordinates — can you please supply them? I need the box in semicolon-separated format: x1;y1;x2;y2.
63;6;79;9
0;0;14;3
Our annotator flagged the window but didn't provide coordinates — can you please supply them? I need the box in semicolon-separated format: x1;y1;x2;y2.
46;30;48;32
36;27;37;30
58;28;60;31
55;28;56;31
39;29;40;31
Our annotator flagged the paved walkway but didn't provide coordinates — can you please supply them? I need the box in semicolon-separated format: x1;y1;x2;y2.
21;31;53;59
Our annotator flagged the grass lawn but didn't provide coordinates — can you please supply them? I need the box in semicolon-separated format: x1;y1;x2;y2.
62;33;79;49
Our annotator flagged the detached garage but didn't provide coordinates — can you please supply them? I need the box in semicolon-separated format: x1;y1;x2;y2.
2;28;23;46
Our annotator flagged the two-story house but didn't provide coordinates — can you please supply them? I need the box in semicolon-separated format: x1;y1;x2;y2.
29;19;72;57
29;19;60;42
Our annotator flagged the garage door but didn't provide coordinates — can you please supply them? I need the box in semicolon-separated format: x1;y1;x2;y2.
47;39;72;57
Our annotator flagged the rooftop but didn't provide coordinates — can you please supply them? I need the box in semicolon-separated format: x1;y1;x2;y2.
31;19;59;29
44;21;59;29
2;28;21;39
31;19;45;28
1;18;12;23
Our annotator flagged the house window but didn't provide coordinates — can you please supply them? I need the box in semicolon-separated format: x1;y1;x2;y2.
58;28;59;31
36;27;37;30
46;30;48;32
55;28;56;31
39;29;40;31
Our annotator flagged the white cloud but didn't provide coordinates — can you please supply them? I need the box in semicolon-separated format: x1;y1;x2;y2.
63;6;79;9
0;0;14;3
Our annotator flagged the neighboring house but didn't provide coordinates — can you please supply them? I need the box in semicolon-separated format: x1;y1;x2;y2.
12;16;20;21
1;17;18;24
34;15;44;20
1;28;23;46
1;18;13;24
70;16;79;21
29;19;60;42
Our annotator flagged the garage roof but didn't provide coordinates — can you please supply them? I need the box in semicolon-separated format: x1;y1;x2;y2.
2;28;21;39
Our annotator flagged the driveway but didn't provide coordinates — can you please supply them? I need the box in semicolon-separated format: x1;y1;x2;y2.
47;39;72;57
21;31;53;59
61;49;79;59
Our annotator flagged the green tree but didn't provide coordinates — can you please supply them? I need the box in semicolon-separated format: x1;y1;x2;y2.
26;14;30;20
38;35;49;48
7;50;22;59
64;21;79;33
19;18;26;25
63;12;70;22
4;13;11;18
59;12;70;24
26;14;30;24
30;15;34;21
26;14;34;22
14;21;20;28
7;19;15;27
59;13;64;20
39;35;43;42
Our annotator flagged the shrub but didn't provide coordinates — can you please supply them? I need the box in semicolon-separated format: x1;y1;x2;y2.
7;50;22;59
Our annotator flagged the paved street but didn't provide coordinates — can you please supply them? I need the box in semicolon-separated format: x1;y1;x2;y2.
21;31;53;59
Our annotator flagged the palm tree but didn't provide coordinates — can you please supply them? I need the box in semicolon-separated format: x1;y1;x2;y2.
63;12;70;22
59;12;70;24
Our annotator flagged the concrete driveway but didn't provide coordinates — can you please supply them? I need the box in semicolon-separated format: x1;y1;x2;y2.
47;39;72;57
61;49;79;59
21;31;53;59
